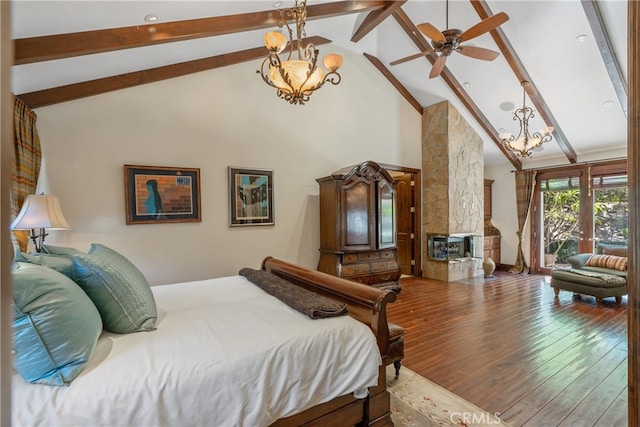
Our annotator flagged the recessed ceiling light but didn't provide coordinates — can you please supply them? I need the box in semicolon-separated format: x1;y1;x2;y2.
499;101;515;111
603;100;614;108
273;2;282;8
463;81;471;88
144;14;158;23
575;34;588;43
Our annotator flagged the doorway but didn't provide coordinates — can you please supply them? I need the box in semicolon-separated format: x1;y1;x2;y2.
530;160;628;274
382;164;421;277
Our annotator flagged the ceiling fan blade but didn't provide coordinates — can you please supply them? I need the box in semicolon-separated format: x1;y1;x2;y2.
457;12;509;42
429;55;447;79
457;45;500;61
417;23;446;43
390;49;434;66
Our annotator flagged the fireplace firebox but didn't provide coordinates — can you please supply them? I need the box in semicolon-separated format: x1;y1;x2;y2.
427;233;481;261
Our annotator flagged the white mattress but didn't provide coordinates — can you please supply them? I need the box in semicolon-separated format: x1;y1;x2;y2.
12;275;382;427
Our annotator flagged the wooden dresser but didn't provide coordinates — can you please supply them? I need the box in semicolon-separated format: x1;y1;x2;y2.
484;179;501;265
317;161;401;292
484;235;501;263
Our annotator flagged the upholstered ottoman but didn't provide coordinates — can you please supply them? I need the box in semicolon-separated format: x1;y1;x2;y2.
550;269;627;304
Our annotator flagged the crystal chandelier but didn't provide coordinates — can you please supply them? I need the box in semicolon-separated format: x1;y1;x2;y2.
258;0;342;105
499;81;554;157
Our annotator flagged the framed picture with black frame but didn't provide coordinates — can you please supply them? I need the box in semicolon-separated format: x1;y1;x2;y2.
228;167;274;226
124;165;201;224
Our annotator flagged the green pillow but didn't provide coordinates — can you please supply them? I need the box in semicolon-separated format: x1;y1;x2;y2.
42;244;84;258
12;262;102;386
73;243;157;334
14;246;77;279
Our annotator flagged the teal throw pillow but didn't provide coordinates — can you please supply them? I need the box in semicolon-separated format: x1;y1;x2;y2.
42;244;84;258
14;246;78;279
73;243;157;334
12;262;103;386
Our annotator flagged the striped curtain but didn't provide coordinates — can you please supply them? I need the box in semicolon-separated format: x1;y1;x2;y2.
509;170;535;274
11;95;42;251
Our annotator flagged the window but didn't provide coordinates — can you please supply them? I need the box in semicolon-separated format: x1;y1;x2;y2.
593;175;628;246
531;160;627;273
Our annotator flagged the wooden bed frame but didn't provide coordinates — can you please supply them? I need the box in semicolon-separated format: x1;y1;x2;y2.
262;257;397;427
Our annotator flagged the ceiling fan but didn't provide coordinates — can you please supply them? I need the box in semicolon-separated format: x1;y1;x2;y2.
390;1;509;79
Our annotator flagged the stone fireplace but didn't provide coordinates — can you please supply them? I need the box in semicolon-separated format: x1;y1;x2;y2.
422;101;484;282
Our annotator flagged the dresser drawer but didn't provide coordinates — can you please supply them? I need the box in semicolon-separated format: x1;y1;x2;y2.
370;260;399;273
380;249;395;259
484;237;499;248
358;251;380;261
342;253;359;264
341;263;371;277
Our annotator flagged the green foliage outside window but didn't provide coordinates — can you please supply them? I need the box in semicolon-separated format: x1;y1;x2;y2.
543;185;628;264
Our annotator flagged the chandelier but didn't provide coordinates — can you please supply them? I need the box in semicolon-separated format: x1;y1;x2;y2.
499;81;554;157
258;0;342;105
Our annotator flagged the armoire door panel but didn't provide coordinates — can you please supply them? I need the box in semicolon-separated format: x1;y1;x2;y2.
342;180;374;249
378;181;396;249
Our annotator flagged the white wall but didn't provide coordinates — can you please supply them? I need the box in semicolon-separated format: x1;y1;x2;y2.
34;48;422;285
485;163;519;266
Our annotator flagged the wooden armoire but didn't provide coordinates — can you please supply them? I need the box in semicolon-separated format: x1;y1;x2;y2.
316;161;401;291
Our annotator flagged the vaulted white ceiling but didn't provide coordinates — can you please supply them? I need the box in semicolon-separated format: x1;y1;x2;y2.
10;0;628;169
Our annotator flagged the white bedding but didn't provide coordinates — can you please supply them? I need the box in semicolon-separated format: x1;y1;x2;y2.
12;275;382;427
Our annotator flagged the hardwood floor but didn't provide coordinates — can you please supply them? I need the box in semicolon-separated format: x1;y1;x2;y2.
387;271;628;426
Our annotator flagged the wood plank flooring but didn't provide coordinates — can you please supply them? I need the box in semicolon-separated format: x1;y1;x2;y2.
387;271;628;426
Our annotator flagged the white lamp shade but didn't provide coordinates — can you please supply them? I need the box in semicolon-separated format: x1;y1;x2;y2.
11;194;71;230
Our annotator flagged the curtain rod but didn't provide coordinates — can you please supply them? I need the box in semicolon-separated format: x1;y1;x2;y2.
510;156;627;173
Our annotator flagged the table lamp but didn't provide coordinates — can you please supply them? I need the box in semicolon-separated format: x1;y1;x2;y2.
10;194;71;253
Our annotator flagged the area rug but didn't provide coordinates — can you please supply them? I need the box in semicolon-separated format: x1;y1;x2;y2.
387;365;509;426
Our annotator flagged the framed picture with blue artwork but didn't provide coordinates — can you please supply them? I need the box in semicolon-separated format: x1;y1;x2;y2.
124;165;201;224
228;167;274;226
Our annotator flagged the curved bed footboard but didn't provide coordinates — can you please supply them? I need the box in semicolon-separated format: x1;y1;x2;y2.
262;257;396;427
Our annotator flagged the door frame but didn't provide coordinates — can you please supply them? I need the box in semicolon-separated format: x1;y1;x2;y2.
530;159;627;274
381;163;421;277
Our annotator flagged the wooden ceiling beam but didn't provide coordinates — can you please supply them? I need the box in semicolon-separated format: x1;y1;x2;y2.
391;8;523;170
581;0;628;118
17;36;331;109
363;52;422;114
351;1;407;43
471;0;578;164
14;1;386;65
